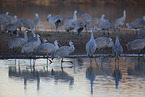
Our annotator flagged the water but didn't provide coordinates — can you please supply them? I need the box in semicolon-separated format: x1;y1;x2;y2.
0;57;145;97
0;2;145;31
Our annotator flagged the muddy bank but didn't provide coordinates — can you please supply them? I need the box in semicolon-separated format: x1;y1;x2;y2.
0;29;144;58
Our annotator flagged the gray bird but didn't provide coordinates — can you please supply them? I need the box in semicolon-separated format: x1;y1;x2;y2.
33;13;41;26
86;28;97;57
126;15;145;34
21;34;41;54
126;39;145;52
52;41;75;69
65;10;77;32
0;15;8;30
75;22;85;36
95;37;114;51
47;14;62;31
112;35;123;61
113;10;126;31
37;40;59;55
4;23;18;36
138;28;145;39
99;20;112;36
21;18;36;37
8;29;28;50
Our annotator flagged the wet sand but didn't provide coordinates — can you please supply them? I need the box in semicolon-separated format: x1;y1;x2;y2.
0;28;144;58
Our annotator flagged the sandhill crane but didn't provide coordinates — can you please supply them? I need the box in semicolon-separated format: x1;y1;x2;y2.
75;21;85;36
77;11;92;32
86;28;97;57
126;15;145;34
113;10;126;31
4;23;18;36
47;14;62;31
93;14;107;24
33;13;41;26
8;29;28;50
0;15;8;30
65;10;77;32
98;20;112;36
126;39;145;53
112;35;123;61
37;40;59;55
1;12;13;23
14;18;23;31
21;18;36;37
95;37;114;51
52;41;75;69
138;28;145;39
21;34;41;54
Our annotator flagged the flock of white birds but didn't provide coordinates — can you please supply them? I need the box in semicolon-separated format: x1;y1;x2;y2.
0;10;145;61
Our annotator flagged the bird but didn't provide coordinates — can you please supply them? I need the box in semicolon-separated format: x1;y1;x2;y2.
93;14;107;24
33;13;41;26
8;29;28;51
0;15;8;30
126;39;145;53
112;35;123;61
21;18;36;37
52;40;75;69
75;21;85;36
21;34;41;54
14;18;23;31
47;14;62;31
65;10;77;32
138;28;145;39
113;10;126;31
86;27;97;57
126;15;145;34
37;40;59;55
0;12;13;23
77;11;93;32
95;37;114;51
4;23;18;36
98;20;112;36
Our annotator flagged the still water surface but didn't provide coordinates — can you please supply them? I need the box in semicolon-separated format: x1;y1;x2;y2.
0;57;145;97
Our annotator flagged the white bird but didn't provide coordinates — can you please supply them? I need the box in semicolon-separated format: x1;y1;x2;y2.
52;41;75;69
66;10;77;32
4;23;18;36
37;40;59;55
33;13;41;26
113;10;126;31
8;29;28;50
75;22;85;36
21;34;41;54
86;27;97;57
47;14;62;31
112;35;123;61
21;18;36;37
95;37;114;50
126;39;145;52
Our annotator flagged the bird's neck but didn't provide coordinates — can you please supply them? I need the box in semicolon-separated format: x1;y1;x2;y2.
37;36;41;44
54;44;59;51
91;31;94;41
69;44;75;53
73;12;77;22
115;38;120;45
24;32;28;42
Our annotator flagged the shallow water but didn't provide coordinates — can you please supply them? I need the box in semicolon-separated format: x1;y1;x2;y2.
0;57;145;97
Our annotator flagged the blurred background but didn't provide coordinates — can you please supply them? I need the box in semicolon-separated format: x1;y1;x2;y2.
0;0;145;31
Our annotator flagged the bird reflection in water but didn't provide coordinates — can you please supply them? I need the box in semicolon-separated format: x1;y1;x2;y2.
86;58;96;94
127;56;145;77
8;59;74;90
113;59;122;89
